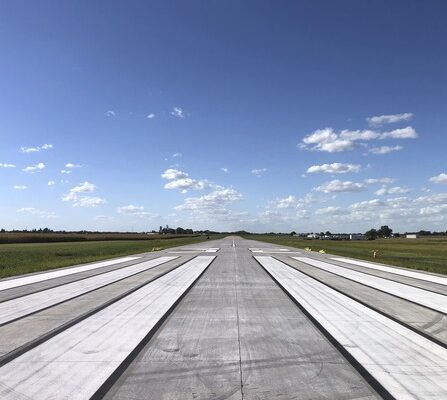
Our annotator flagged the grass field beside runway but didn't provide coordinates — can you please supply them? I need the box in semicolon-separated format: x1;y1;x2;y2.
244;235;447;275
0;236;218;279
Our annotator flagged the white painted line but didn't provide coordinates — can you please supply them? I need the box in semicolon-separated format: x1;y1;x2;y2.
169;248;219;253
251;250;301;254
331;257;447;286
0;256;142;292
250;248;289;252
0;256;214;400
293;257;447;314
0;256;178;325
256;256;447;399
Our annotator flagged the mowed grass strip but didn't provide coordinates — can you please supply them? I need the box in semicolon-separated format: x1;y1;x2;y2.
244;235;447;275
0;236;216;279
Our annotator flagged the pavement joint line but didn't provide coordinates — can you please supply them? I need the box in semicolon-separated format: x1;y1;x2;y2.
0;256;143;292
0;256;180;327
252;256;395;400
272;255;447;350
330;257;447;287
233;246;244;399
90;256;217;400
0;257;155;304
293;256;447;316
0;255;195;368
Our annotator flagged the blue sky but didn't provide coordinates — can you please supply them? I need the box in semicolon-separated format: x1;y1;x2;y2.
1;0;447;233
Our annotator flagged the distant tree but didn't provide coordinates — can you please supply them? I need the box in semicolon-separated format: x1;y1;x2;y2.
325;231;332;236
378;225;392;238
365;229;378;240
290;231;296;236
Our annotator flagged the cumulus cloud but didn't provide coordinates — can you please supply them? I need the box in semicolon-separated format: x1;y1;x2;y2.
17;207;56;218
307;163;361;174
364;178;396;184
251;168;267;176
375;186;410;196
380;127;418;139
221;167;229;173
315;206;344;215
146;113;156;119
48;180;56;187
275;195;298;209
175;187;242;214
367;113;413;126
105;110;116;117
161;168;188;180
62;182;105;207
65;163;82;169
314;179;366;193
61;170;72;174
170;107;185;119
429;173;447;184
368;145;403;155
13;185;27;190
0;163;16;168
172;152;182;158
164;178;210;191
20;144;53;153
23;162;45;173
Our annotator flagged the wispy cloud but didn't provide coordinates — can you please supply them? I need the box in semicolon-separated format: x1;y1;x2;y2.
48;180;56;187
23;162;45;173
364;177;396;184
170;107;185;119
307;163;360;174
17;207;56;218
221;167;229;173
368;145;403;155
0;163;16;168
375;186;410;196
65;163;82;169
60;170;72;174
172;152;182;158
314;179;366;193
429;173;447;184
117;204;156;218
20;144;53;153
104;110;116;117
13;185;27;190
146;113;156;119
251;168;267;176
367;113;413;126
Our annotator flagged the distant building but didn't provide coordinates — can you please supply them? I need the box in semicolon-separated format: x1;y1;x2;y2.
406;234;419;239
307;233;320;239
350;233;365;240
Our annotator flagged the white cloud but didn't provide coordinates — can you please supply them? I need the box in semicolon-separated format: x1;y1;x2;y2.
175;187;242;214
95;215;114;221
164;178;210;191
146;113;156;119
21;144;53;153
339;130;380;141
172;152;182;158
307;163;361;174
60;170;72;174
314;179;366;193
350;199;384;210
22;162;45;173
419;204;447;216
364;178;396;184
13;185;27;190
251;168;267;176
117;205;156;218
300;128;355;153
105;110;116;117
375;186;410;196
429;173;447;184
274;195;298;209
62;182;105;207
221;167;229;173
48;180;56;187
65;163;82;169
368;145;403;155
315;206;344;215
380;126;418;139
17;207;56;218
170;107;185;119
161;168;188;180
0;163;16;168
367;113;413;126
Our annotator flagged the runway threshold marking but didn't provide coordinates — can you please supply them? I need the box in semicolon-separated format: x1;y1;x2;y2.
0;256;215;400
0;256;142;292
0;256;178;325
255;256;447;399
293;257;447;314
331;257;447;286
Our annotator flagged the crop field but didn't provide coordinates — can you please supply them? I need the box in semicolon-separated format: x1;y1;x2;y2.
244;234;447;275
0;236;218;279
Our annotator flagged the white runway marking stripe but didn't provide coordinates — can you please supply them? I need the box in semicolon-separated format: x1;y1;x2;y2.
293;257;447;314
0;256;214;400
256;256;447;400
331;257;447;286
0;256;177;325
0;256;141;292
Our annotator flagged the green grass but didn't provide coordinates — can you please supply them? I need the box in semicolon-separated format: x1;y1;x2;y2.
0;236;219;279
243;234;447;275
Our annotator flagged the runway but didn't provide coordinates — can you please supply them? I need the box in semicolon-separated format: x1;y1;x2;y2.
0;237;445;399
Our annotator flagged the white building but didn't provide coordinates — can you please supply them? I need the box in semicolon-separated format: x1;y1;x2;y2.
406;234;419;239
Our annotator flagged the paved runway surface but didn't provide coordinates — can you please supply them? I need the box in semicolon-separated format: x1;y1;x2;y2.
0;237;445;399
